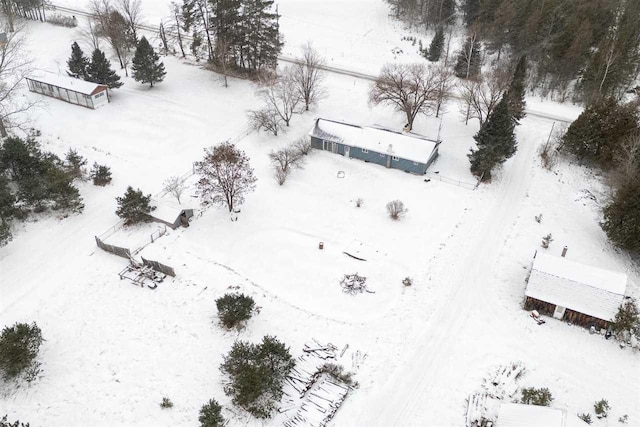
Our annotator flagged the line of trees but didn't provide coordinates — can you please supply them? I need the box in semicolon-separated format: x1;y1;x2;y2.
0;0;48;32
172;0;282;76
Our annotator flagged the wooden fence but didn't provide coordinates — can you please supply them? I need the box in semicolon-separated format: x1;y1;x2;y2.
95;236;131;259
141;257;176;277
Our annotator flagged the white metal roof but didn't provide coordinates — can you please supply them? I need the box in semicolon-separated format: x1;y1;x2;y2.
526;254;627;321
308;118;439;164
28;72;106;95
497;404;565;427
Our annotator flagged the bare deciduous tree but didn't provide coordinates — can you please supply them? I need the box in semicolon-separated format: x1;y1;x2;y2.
0;24;39;138
116;0;142;42
459;68;511;126
168;1;186;58
163;176;187;204
434;64;455;117
269;145;305;185
77;18;102;51
248;108;282;136
369;63;440;131
386;200;407;220
90;0;135;74
292;136;312;155
194;142;257;212
292;42;327;111
612;132;640;187
257;68;302;127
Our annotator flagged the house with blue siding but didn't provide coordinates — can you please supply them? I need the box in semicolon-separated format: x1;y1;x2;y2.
308;118;441;174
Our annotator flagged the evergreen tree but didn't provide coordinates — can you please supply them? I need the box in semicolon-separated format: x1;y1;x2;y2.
602;177;640;253
561;98;639;168
132;36;167;87
0;322;43;380
468;95;517;181
427;27;445;62
90;162;112;186
115;186;155;225
199;399;225;427
506;55;527;122
454;36;481;79
0;176;15;246
216;294;255;329
86;49;124;89
67;42;89;78
462;0;481;26
238;0;282;70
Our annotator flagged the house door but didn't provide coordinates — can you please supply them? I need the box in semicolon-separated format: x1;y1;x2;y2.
553;305;566;320
344;146;350;157
324;141;332;151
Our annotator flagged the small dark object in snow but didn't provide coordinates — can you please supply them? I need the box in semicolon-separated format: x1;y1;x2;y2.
424;178;431;183
340;273;368;295
530;310;545;325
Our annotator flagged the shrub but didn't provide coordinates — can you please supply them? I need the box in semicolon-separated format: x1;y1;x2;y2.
65;149;87;179
355;198;363;208
619;414;629;423
0;415;30;427
319;363;355;386
269;145;304;186
340;273;368;295
0;322;43;380
292;137;312;156
578;413;592;424
221;336;295;419
541;233;553;249
594;399;610;418
602;178;640;253
47;13;77;27
520;387;553;407
115;187;155;225
199;399;225;427
402;277;413;287
386;200;406;220
160;397;173;409
90;163;112;186
215;293;255;329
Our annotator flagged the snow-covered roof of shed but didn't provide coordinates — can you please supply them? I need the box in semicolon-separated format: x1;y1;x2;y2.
150;199;192;225
28;72;107;95
497;403;565;427
308;118;439;163
526;254;627;321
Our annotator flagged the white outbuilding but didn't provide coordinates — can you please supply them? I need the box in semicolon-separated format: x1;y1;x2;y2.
26;72;109;109
524;253;628;329
497;403;590;427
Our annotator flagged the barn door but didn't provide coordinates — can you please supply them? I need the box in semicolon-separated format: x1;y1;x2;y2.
553;305;566;320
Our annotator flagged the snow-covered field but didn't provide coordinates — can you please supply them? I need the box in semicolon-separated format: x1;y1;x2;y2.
1;2;639;426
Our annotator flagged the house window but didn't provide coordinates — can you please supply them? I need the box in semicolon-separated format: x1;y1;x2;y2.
95;92;105;99
362;148;369;153
392;156;399;161
379;153;385;157
47;84;54;91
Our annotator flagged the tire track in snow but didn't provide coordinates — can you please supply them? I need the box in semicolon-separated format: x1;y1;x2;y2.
358;123;539;426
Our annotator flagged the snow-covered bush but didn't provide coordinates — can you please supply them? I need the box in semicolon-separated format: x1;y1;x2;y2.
578;413;592;424
541;233;553;249
163;176;187;204
269;145;304;185
403;277;413;287
90;163;112;186
65;149;87;180
0;415;30;427
355;198;363;208
215;293;255;329
619;414;629;423
0;322;43;380
386;200;407;220
520;387;553;406
319;363;356;386
160;397;173;409
292;136;312;156
612;300;639;335
594;399;610;418
47;13;77;28
199;399;225;426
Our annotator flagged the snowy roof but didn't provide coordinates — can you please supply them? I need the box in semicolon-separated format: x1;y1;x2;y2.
497;403;565;427
308;118;439;164
526;254;627;321
150;199;192;225
27;72;107;95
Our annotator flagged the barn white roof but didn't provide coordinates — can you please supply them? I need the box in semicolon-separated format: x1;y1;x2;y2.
497;404;590;427
28;72;106;95
526;253;627;321
308;118;439;164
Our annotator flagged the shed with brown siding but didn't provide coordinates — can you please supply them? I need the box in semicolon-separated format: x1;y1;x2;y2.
524;253;627;329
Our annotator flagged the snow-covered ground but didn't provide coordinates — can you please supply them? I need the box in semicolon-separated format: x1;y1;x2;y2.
1;3;639;427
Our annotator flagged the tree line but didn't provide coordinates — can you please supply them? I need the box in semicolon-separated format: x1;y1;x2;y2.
385;0;640;103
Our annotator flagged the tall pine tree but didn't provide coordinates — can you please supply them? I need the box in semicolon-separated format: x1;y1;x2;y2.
86;49;124;89
454;36;481;79
67;42;89;78
427;27;445;62
238;0;282;70
132;36;167;87
468;95;517;181
506;55;527;122
603;177;640;253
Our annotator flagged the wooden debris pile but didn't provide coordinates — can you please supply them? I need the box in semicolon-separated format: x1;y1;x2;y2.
280;340;355;427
